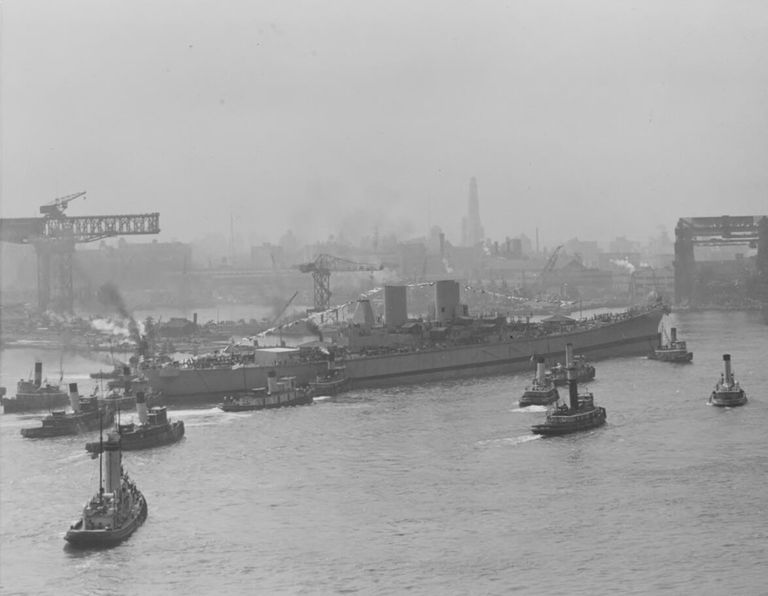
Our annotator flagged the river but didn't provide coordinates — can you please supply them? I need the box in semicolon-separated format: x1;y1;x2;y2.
1;311;766;595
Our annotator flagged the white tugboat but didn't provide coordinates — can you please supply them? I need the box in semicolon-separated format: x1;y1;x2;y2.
519;357;559;407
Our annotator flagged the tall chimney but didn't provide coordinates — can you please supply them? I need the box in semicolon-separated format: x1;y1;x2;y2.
267;370;277;394
136;391;148;425
68;382;81;413
723;354;733;385
567;363;579;411
34;361;43;387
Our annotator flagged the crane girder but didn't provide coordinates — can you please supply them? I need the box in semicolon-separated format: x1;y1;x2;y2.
296;253;382;311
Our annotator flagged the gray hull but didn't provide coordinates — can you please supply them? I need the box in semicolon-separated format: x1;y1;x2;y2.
146;308;664;400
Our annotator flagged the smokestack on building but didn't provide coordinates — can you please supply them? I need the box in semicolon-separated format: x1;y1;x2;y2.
435;280;460;324
384;285;408;330
461;177;485;247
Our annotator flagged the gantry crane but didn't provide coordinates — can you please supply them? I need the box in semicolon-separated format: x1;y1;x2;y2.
297;253;383;311
0;192;160;312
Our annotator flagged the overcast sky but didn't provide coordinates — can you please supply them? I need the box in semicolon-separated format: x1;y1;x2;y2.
1;0;766;249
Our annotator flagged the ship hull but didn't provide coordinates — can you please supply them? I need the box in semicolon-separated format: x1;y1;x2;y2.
65;494;147;548
709;391;747;407
649;350;693;363
147;308;664;401
219;394;313;412
532;407;607;436
21;410;115;439
519;388;560;407
2;392;69;414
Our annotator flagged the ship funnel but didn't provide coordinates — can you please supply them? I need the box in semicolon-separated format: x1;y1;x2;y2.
103;432;122;495
670;328;677;343
267;370;277;394
565;343;574;368
68;382;81;413
567;364;579;411
136;391;148;425
722;354;733;385
34;361;43;387
657;332;663;348
536;357;546;383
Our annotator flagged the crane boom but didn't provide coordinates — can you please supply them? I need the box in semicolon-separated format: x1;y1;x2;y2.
296;253;383;311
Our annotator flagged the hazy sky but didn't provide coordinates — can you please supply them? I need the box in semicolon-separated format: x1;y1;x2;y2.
1;0;767;248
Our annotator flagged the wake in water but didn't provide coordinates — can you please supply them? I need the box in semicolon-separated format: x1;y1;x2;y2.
475;434;541;448
512;405;548;413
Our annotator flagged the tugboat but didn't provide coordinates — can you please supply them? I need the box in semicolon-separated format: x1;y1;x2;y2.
308;358;348;396
92;367;155;411
65;428;147;547
219;371;313;412
649;327;693;363
532;343;606;436
519;357;559;407
86;392;184;452
1;361;69;414
21;383;114;439
709;354;747;407
548;354;596;386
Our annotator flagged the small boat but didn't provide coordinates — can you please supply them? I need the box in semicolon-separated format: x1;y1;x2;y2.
308;360;348;396
65;429;147;548
1;361;69;414
532;343;606;436
709;354;747;407
86;392;184;452
548;354;596;386
519;357;559;407
219;372;313;412
649;326;693;363
92;369;156;411
21;384;115;439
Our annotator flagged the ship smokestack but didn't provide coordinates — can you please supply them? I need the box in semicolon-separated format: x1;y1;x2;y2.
657;332;663;348
103;432;122;495
670;327;677;343
69;382;81;413
536;357;546;383
565;343;574;368
723;354;733;385
34;361;43;387
267;370;277;394
567;363;579;411
136;391;148;425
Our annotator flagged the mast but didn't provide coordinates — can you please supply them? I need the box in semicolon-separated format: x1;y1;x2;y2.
99;408;104;496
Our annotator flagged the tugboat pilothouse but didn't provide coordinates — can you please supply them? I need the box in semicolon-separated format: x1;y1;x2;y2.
519;357;559;407
709;354;747;407
532;343;606;436
65;429;147;547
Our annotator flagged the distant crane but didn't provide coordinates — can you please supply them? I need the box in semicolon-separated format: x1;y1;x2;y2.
297;253;383;311
538;244;564;292
0;191;160;312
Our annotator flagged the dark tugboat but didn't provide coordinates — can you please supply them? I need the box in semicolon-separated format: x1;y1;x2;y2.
548;354;596;386
308;358;348;396
65;428;147;548
532;343;606;436
2;361;69;414
85;392;184;453
219;371;313;412
709;354;747;407
21;383;114;439
519;357;559;407
649;326;693;363
92;367;155;411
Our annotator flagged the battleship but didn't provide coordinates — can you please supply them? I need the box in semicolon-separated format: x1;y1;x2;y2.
145;282;666;402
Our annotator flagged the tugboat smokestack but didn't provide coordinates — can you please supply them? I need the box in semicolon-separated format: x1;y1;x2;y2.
267;370;277;395
536;357;546;383
103;432;122;494
671;328;677;343
657;332;663;348
723;354;732;385
565;343;574;368
136;391;148;425
567;364;579;411
34;361;43;387
68;382;80;413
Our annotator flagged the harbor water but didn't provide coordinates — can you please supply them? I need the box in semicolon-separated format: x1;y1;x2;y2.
1;311;767;595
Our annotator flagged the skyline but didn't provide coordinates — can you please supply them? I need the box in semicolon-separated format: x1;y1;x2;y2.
1;1;767;248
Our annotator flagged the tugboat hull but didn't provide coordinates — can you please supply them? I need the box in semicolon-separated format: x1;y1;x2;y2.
21;409;115;439
65;494;147;548
519;388;559;407
649;350;693;363
532;406;607;436
308;377;348;396
220;393;313;412
709;390;747;407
